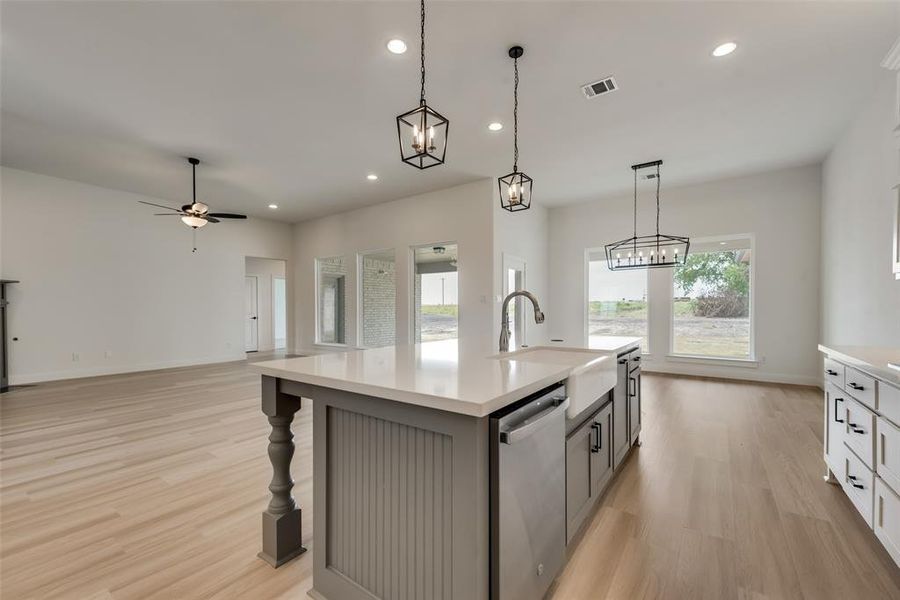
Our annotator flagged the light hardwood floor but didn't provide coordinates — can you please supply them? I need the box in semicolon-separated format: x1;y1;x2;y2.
2;360;899;599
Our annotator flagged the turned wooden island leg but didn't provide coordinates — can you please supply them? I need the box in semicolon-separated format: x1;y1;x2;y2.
259;375;306;567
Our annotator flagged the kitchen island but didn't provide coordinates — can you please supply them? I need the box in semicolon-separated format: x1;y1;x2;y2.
250;337;640;600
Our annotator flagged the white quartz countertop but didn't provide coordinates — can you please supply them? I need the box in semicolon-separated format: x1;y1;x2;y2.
819;344;900;387
249;337;641;417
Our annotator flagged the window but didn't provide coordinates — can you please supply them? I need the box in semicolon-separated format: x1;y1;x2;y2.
413;244;458;342
316;256;347;344
359;250;396;348
672;237;752;358
587;250;648;352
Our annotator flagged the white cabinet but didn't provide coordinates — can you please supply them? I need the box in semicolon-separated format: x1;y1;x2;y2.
841;444;875;526
821;347;900;568
875;477;900;566
845;396;876;470
824;384;846;474
878;416;900;494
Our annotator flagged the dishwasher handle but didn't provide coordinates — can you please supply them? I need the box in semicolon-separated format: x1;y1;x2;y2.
500;398;570;445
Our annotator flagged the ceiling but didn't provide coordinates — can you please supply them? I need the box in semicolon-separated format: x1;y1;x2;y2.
1;1;896;223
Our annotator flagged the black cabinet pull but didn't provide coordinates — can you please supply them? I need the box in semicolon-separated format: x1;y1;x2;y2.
848;382;864;391
847;475;865;490
618;358;628;365
825;369;838;376
834;397;844;423
848;422;865;434
590;423;601;453
629;377;636;398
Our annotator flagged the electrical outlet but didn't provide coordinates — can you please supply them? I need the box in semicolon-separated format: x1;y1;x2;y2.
104;351;112;359
71;352;80;362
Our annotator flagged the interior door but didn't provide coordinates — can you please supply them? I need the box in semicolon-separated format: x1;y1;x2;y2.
502;254;527;349
245;276;259;352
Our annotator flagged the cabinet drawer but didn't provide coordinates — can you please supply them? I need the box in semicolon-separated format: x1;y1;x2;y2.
880;381;900;429
845;396;876;469
845;366;877;410
875;477;900;568
878;416;900;495
841;445;874;527
823;357;845;389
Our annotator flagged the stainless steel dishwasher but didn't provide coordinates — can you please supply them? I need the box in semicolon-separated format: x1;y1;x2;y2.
490;383;568;600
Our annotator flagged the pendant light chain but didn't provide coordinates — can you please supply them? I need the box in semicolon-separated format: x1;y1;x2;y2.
419;0;426;105
633;167;638;239
192;161;197;204
513;55;519;172
655;162;661;236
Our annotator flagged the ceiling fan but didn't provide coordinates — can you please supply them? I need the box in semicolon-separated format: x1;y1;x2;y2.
139;157;247;230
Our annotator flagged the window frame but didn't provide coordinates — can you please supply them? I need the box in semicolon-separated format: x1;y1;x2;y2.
583;246;651;354
314;255;349;347
356;248;397;349
667;233;756;362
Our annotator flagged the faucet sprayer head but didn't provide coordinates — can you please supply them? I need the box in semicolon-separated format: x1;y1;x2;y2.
534;310;545;324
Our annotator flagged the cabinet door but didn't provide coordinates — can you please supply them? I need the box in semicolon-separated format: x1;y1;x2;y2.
591;404;613;497
566;419;594;543
629;370;641;444
875;477;900;567
613;357;630;469
845;396;876;470
878;416;900;494
824;384;846;474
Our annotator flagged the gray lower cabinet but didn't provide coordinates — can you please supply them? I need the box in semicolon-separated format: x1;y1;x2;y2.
566;416;595;542
612;356;630;469
566;402;614;543
628;356;642;445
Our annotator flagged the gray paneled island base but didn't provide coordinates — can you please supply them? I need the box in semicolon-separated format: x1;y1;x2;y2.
251;339;640;600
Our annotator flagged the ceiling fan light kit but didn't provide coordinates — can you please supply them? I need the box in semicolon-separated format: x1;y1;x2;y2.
604;160;690;270
396;0;449;169
498;45;533;213
138;157;247;252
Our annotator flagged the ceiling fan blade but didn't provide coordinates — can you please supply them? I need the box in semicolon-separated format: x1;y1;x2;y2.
139;200;182;212
205;217;220;223
207;213;247;219
153;213;184;216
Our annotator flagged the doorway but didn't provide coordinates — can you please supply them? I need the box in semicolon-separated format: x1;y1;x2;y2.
502;254;527;349
245;276;259;352
244;257;288;354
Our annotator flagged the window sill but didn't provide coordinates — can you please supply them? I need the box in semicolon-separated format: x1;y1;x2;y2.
665;354;758;368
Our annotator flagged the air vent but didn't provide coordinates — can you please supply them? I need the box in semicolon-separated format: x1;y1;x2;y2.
582;76;618;99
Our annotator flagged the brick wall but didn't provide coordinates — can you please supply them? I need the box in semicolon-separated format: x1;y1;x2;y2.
361;256;396;347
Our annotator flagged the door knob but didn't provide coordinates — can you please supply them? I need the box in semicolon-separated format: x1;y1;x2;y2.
251;316;257;320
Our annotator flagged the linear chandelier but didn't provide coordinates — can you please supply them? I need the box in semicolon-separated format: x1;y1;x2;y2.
604;160;690;270
395;0;448;169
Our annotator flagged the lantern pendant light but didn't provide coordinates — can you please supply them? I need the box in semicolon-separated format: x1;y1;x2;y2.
396;0;448;169
498;46;532;212
604;160;690;270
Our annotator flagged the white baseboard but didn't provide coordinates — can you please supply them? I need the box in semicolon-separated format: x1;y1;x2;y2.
642;364;821;387
9;352;247;386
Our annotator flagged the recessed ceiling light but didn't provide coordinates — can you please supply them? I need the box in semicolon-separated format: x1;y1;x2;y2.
488;122;503;131
268;204;278;209
712;42;737;57
386;39;407;54
367;174;378;181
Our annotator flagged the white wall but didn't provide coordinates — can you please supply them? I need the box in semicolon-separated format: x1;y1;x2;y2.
245;256;287;353
292;179;496;356
493;195;551;348
0;167;293;384
822;72;900;347
548;164;822;385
